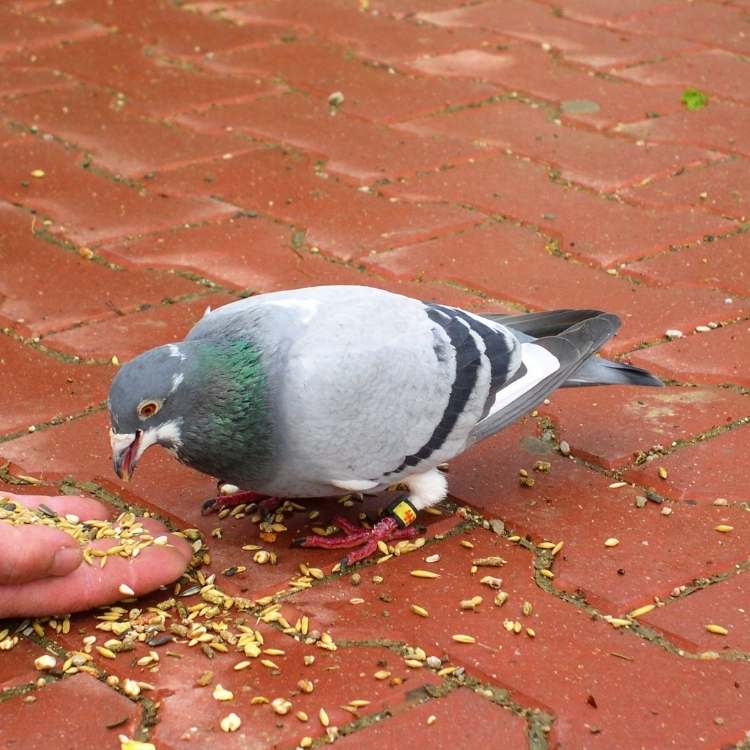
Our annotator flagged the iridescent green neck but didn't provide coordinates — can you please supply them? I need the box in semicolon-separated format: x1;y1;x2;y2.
178;339;273;482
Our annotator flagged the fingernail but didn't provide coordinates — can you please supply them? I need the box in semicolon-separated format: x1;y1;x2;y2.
50;546;82;577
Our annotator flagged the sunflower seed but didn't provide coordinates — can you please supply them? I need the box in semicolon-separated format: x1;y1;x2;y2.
272;698;292;715
220;713;242;732
212;684;234;701
34;655;57;671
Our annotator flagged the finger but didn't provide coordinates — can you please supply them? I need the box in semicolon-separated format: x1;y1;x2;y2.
0;524;192;618
0;492;111;521
0;524;83;585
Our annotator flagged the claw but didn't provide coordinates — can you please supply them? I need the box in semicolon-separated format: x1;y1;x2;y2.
293;516;420;566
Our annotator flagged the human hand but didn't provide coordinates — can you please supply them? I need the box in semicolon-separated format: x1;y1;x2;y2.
0;492;192;618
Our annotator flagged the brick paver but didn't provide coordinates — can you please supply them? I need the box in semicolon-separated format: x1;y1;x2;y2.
1;2;748;749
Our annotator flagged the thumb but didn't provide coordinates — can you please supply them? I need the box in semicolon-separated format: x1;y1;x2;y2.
0;524;83;584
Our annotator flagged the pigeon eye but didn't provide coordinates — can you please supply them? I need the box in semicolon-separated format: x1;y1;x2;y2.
137;400;161;419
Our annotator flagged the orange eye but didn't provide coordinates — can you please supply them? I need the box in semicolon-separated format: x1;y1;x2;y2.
137;400;160;419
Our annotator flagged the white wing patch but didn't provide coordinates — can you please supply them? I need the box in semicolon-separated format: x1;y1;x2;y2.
486;343;560;417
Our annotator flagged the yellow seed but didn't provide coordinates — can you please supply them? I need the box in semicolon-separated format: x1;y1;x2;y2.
261;659;279;670
319;707;330;727
715;525;734;533
300;738;313;748
460;540;474;549
604;538;619;547
451;634;476;644
405;659;423;668
606;617;632;628
552;541;564;556
374;670;391;680
522;601;533;616
31;169;45;178
629;604;655;618
118;583;135;597
234;661;251;671
526;628;536;638
658;466;668;479
410;604;429;617
705;624;729;635
427;714;437;725
349;700;370;708
537;542;556;550
296;711;308;721
96;646;117;660
410;570;440;579
297;679;314;693
539;569;554;579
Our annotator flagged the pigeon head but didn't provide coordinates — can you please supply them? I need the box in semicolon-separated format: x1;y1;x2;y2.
108;343;192;481
108;338;273;483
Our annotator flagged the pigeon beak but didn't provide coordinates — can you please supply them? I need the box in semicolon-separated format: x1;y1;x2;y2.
111;429;141;482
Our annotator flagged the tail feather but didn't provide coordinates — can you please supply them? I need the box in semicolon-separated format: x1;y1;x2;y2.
479;308;663;389
566;357;663;388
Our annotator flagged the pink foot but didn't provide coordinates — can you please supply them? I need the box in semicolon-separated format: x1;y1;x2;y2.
292;515;420;566
201;490;279;516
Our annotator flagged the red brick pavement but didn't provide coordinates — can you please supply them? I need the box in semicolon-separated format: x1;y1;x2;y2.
0;2;748;749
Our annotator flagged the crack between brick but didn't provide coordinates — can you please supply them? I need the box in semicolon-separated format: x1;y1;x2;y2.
327;638;554;750
0;402;107;445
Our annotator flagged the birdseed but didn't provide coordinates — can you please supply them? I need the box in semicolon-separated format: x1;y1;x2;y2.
410;570;440;579
213;684;234;701
451;634;476;644
410;604;429;618
472;557;506;567
604;538;619;548
0;500;171;569
629;604;655;618
272;698;293;715
220;713;242;732
715;525;733;533
34;655;57;671
494;591;509;607
705;624;729;635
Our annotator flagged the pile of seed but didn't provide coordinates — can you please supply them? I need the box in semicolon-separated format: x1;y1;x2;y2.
0;497;171;568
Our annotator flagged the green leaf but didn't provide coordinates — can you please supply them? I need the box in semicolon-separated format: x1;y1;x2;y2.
681;88;709;111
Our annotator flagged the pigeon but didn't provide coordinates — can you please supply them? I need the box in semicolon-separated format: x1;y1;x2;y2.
108;285;662;563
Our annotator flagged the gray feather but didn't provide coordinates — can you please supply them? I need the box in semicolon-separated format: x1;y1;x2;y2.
469;312;621;444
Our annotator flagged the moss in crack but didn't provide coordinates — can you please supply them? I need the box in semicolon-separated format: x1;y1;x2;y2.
457;672;554;750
